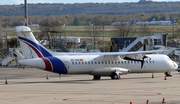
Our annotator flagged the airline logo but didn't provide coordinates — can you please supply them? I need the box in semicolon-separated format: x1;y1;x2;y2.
18;36;68;74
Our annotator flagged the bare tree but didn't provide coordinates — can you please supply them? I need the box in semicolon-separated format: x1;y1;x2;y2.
39;16;64;50
85;16;103;49
174;25;180;42
140;24;152;36
112;23;136;38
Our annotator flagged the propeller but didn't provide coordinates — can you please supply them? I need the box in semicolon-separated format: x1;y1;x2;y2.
140;56;148;70
123;56;148;70
123;41;148;70
141;41;148;70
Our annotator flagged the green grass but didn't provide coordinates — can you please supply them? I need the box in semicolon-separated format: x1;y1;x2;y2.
3;25;179;37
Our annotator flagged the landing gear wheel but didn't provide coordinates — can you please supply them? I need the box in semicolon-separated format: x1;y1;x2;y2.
164;72;172;77
152;73;154;78
111;73;120;80
93;75;101;80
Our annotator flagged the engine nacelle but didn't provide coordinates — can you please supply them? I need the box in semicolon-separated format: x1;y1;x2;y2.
91;67;131;76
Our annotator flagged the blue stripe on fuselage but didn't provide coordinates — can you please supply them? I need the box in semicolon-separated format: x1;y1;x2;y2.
18;36;68;74
47;57;68;74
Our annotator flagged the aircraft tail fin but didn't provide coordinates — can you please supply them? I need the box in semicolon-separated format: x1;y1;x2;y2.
172;17;177;24
130;18;136;24
151;18;155;22
16;26;53;59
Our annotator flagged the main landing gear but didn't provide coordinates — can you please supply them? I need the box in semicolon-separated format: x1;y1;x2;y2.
152;73;154;78
93;75;101;80
93;74;120;80
110;72;120;80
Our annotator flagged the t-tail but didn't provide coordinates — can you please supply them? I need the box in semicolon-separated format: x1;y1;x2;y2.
16;26;54;59
16;26;68;74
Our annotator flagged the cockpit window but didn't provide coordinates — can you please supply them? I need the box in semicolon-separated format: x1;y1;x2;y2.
167;56;171;61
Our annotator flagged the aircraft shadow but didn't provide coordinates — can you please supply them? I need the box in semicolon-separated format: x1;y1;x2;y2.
0;78;124;85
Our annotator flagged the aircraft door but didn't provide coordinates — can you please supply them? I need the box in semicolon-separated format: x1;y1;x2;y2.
64;61;69;70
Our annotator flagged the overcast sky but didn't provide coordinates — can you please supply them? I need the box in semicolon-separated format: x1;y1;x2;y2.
0;0;180;5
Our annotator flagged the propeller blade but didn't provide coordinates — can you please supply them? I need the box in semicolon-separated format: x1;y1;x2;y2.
123;55;148;71
141;55;148;70
123;57;141;61
143;55;148;59
140;60;144;70
124;57;135;61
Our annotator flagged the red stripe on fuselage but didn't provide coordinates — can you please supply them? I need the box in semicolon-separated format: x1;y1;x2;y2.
41;57;53;71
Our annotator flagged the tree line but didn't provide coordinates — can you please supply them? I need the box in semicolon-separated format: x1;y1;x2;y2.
1;13;180;27
1;2;180;16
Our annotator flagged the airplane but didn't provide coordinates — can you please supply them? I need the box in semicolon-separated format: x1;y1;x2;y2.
111;18;136;25
148;17;177;25
15;26;178;80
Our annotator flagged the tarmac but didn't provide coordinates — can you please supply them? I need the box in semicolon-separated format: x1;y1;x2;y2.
0;67;180;104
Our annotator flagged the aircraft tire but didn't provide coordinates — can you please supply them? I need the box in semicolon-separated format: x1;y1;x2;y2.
93;75;101;80
111;73;120;80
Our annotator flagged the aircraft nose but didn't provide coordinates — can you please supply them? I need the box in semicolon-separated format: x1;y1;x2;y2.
172;61;178;70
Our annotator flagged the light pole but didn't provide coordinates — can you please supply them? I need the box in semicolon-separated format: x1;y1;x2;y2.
103;23;105;52
172;18;175;41
141;14;144;36
2;19;7;51
46;14;51;49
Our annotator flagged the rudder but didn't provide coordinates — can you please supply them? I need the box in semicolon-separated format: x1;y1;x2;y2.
16;26;53;59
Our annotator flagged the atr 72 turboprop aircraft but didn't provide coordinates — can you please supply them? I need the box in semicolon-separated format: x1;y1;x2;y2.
15;26;178;80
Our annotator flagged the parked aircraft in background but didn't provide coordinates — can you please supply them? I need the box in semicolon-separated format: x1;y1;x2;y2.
15;26;178;80
157;17;177;25
111;18;136;25
112;17;177;26
135;18;159;25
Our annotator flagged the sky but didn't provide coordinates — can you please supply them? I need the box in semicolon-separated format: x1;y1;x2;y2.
1;0;180;5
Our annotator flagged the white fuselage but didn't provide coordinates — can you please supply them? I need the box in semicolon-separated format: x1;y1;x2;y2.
18;53;178;76
61;54;176;74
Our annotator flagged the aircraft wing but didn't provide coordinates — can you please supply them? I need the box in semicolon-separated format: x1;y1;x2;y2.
93;50;167;61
